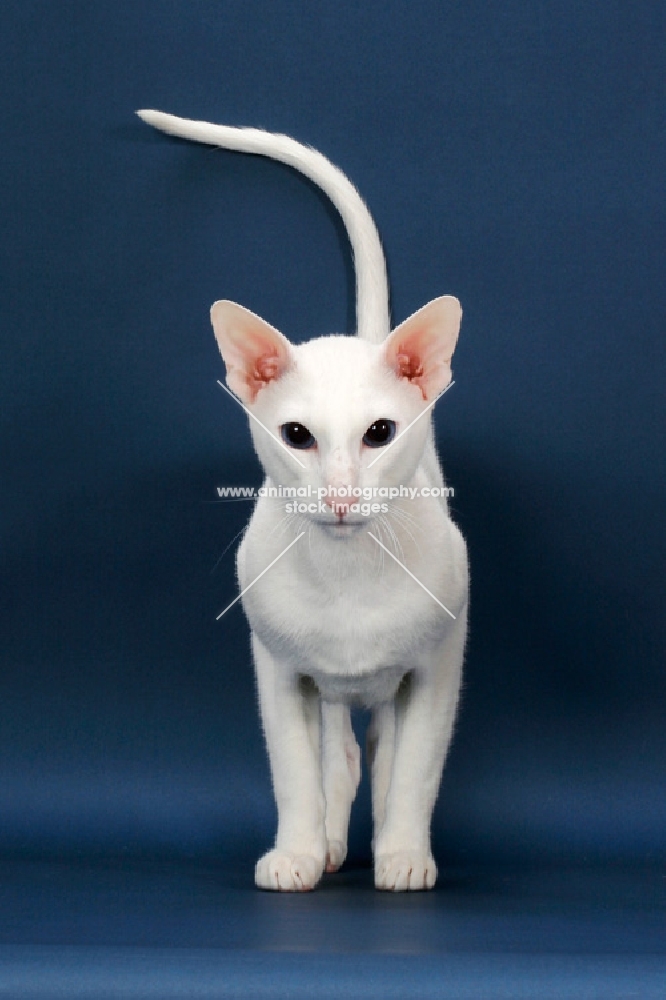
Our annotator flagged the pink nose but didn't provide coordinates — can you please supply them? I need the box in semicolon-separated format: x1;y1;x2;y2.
324;495;346;518
323;486;352;518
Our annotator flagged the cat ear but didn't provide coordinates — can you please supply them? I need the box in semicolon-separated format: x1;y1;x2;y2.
383;296;462;401
210;300;293;404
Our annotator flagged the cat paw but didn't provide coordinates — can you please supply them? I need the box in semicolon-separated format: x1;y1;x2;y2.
374;851;437;891
255;850;324;891
325;839;347;873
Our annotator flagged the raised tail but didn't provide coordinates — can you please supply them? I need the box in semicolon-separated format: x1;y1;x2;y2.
137;110;390;343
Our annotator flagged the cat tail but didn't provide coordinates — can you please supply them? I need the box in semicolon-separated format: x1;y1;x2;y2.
136;110;390;343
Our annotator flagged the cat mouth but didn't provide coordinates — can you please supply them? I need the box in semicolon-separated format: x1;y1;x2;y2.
313;516;368;533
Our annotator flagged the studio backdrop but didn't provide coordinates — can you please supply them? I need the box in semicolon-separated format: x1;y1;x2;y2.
1;0;664;866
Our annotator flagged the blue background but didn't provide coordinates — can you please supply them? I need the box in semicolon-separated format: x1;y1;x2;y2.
1;1;665;996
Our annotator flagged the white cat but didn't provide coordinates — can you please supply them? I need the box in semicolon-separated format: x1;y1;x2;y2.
138;110;469;891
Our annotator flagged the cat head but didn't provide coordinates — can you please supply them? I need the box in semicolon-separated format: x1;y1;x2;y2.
211;297;461;533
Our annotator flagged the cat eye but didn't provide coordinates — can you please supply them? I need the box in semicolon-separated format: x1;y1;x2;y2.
280;422;316;450
363;419;396;448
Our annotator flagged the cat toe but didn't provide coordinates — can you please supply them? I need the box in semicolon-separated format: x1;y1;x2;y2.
255;850;324;891
374;851;437;891
325;839;347;872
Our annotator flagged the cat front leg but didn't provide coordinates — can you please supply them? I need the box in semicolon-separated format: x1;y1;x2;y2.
367;701;396;844
373;614;466;891
252;635;327;891
321;702;360;871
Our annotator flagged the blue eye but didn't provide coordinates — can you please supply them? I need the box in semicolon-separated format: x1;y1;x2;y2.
363;419;396;448
281;422;316;450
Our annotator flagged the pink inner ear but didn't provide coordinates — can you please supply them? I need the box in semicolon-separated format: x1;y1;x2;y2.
248;353;284;397
232;342;289;403
210;300;292;404
395;351;425;387
384;296;461;402
386;332;444;401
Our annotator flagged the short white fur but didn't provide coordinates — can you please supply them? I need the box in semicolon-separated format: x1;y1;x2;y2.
138;110;469;892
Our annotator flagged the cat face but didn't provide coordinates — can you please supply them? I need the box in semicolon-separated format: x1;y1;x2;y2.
211;297;461;530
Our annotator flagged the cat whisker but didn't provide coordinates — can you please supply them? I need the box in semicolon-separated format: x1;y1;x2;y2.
372;517;387;578
210;523;248;575
204;496;258;504
377;512;405;566
267;507;300;544
382;503;424;558
307;520;316;565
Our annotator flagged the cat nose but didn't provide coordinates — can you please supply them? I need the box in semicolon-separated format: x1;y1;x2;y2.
321;483;353;519
324;477;354;496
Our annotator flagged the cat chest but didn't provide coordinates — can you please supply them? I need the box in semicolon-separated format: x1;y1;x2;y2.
245;566;445;680
251;593;438;707
303;664;407;707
